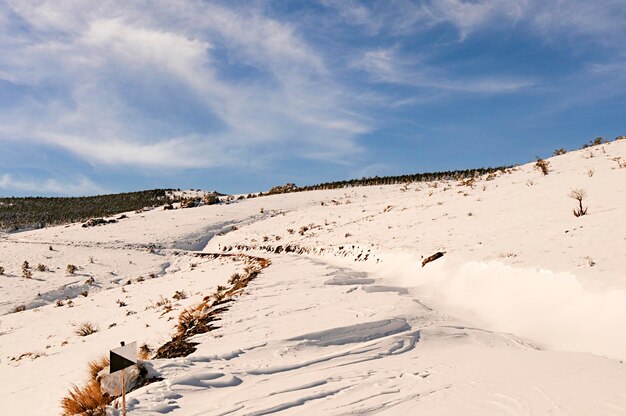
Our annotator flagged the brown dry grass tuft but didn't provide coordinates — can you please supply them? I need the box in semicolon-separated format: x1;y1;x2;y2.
88;355;109;380
139;343;152;360
75;322;98;337
61;381;109;415
61;355;111;415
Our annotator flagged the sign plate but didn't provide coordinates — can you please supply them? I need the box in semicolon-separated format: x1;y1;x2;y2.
110;341;137;374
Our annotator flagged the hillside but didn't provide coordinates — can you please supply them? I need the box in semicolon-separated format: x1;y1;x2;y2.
0;189;173;232
1;139;625;415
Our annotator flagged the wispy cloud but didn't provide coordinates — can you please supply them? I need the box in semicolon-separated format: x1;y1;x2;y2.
322;0;626;45
0;0;624;195
0;1;368;171
0;173;104;196
355;47;535;94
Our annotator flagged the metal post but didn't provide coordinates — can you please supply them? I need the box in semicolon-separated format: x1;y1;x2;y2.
121;367;126;416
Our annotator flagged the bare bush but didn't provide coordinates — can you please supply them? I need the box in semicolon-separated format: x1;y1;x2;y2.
553;148;567;156
36;263;47;272
568;189;588;217
587;168;594;177
67;264;78;275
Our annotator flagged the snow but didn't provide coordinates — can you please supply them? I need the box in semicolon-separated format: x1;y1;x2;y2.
1;140;626;415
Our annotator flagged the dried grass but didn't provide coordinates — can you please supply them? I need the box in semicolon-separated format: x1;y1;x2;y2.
61;355;111;416
61;381;109;416
75;322;98;337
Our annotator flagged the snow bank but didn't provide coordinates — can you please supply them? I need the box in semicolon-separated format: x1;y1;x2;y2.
373;253;626;360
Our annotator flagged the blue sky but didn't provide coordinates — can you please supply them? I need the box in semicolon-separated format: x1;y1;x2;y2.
0;0;625;196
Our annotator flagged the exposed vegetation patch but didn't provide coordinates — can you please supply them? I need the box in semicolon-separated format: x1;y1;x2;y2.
265;166;511;195
154;254;270;359
0;189;172;232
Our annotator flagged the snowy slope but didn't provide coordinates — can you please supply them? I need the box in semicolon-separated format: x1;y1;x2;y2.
1;140;625;415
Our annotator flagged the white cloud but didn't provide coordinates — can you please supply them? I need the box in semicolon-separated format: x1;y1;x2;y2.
355;47;535;94
0;1;368;170
323;0;626;45
0;174;104;196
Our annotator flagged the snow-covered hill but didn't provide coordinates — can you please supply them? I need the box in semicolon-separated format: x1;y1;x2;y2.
1;139;625;415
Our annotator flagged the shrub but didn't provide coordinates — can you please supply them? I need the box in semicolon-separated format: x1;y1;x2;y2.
22;262;32;278
582;137;607;148
75;322;98;337
568;189;588;217
36;263;47;272
587;168;594;177
172;290;187;300
535;158;550;175
553;148;567;156
0;266;4;275
12;305;26;313
228;273;241;285
67;264;78;275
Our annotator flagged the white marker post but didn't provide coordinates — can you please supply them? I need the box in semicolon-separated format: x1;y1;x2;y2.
110;341;137;416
